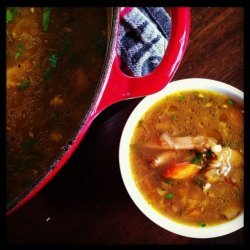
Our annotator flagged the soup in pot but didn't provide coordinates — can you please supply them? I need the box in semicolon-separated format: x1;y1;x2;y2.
6;7;107;206
130;90;244;227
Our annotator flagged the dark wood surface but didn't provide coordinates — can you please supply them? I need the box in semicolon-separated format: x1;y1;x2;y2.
7;7;244;245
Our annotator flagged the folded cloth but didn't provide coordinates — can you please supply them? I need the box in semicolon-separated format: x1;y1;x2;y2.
118;7;171;77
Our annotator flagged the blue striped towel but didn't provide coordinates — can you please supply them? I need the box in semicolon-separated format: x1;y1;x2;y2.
118;7;171;77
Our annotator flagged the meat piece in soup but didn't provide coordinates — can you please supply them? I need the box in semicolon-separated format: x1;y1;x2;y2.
6;7;107;206
130;90;244;227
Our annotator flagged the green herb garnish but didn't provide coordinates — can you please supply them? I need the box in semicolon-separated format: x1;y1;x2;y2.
206;149;212;157
227;99;235;105
44;38;71;80
43;53;58;80
49;53;59;68
15;44;24;61
6;7;18;23
42;7;51;31
199;222;206;227
18;79;30;91
178;95;185;102
166;193;174;200
171;115;177;121
191;152;202;164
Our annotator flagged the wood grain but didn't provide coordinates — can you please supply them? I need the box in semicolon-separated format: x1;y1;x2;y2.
7;7;244;245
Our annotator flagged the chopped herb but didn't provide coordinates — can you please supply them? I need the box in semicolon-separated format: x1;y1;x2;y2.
164;179;173;186
6;7;18;23
166;193;174;200
171;115;177;121
42;7;51;31
178;95;185;102
44;38;71;80
20;138;37;151
15;44;24;61
43;53;58;80
199;222;206;227
18;79;30;91
191;152;202;164
227;99;235;105
206;149;212;157
49;53;59;68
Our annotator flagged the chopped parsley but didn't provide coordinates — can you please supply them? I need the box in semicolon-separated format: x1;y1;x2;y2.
49;53;59;68
191;152;202;164
199;222;206;227
43;53;58;80
18;79;30;91
178;95;185;102
44;38;72;80
227;99;235;105
15;44;24;61
206;149;212;158
42;7;51;31
6;7;18;23
171;115;177;121
166;193;174;200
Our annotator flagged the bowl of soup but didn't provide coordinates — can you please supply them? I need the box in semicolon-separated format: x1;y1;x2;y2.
6;7;190;215
119;78;244;238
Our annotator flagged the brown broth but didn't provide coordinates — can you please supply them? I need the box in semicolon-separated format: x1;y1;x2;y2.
6;7;107;205
130;90;244;227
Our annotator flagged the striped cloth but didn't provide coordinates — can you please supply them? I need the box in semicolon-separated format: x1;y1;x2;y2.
118;7;171;76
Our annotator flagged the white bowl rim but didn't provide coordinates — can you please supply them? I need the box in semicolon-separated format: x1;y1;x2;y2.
119;78;244;239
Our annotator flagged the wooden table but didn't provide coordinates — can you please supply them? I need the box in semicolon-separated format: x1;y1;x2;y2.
7;7;244;245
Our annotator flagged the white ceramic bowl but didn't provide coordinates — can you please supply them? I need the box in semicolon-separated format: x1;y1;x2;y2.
119;78;244;238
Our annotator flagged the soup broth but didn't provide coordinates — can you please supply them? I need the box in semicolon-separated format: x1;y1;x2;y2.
7;7;107;205
130;90;243;227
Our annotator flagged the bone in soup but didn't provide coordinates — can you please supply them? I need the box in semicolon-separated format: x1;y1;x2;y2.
129;90;243;227
6;7;107;205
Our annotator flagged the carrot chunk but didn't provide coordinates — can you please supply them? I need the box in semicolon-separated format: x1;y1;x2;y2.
163;162;201;179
